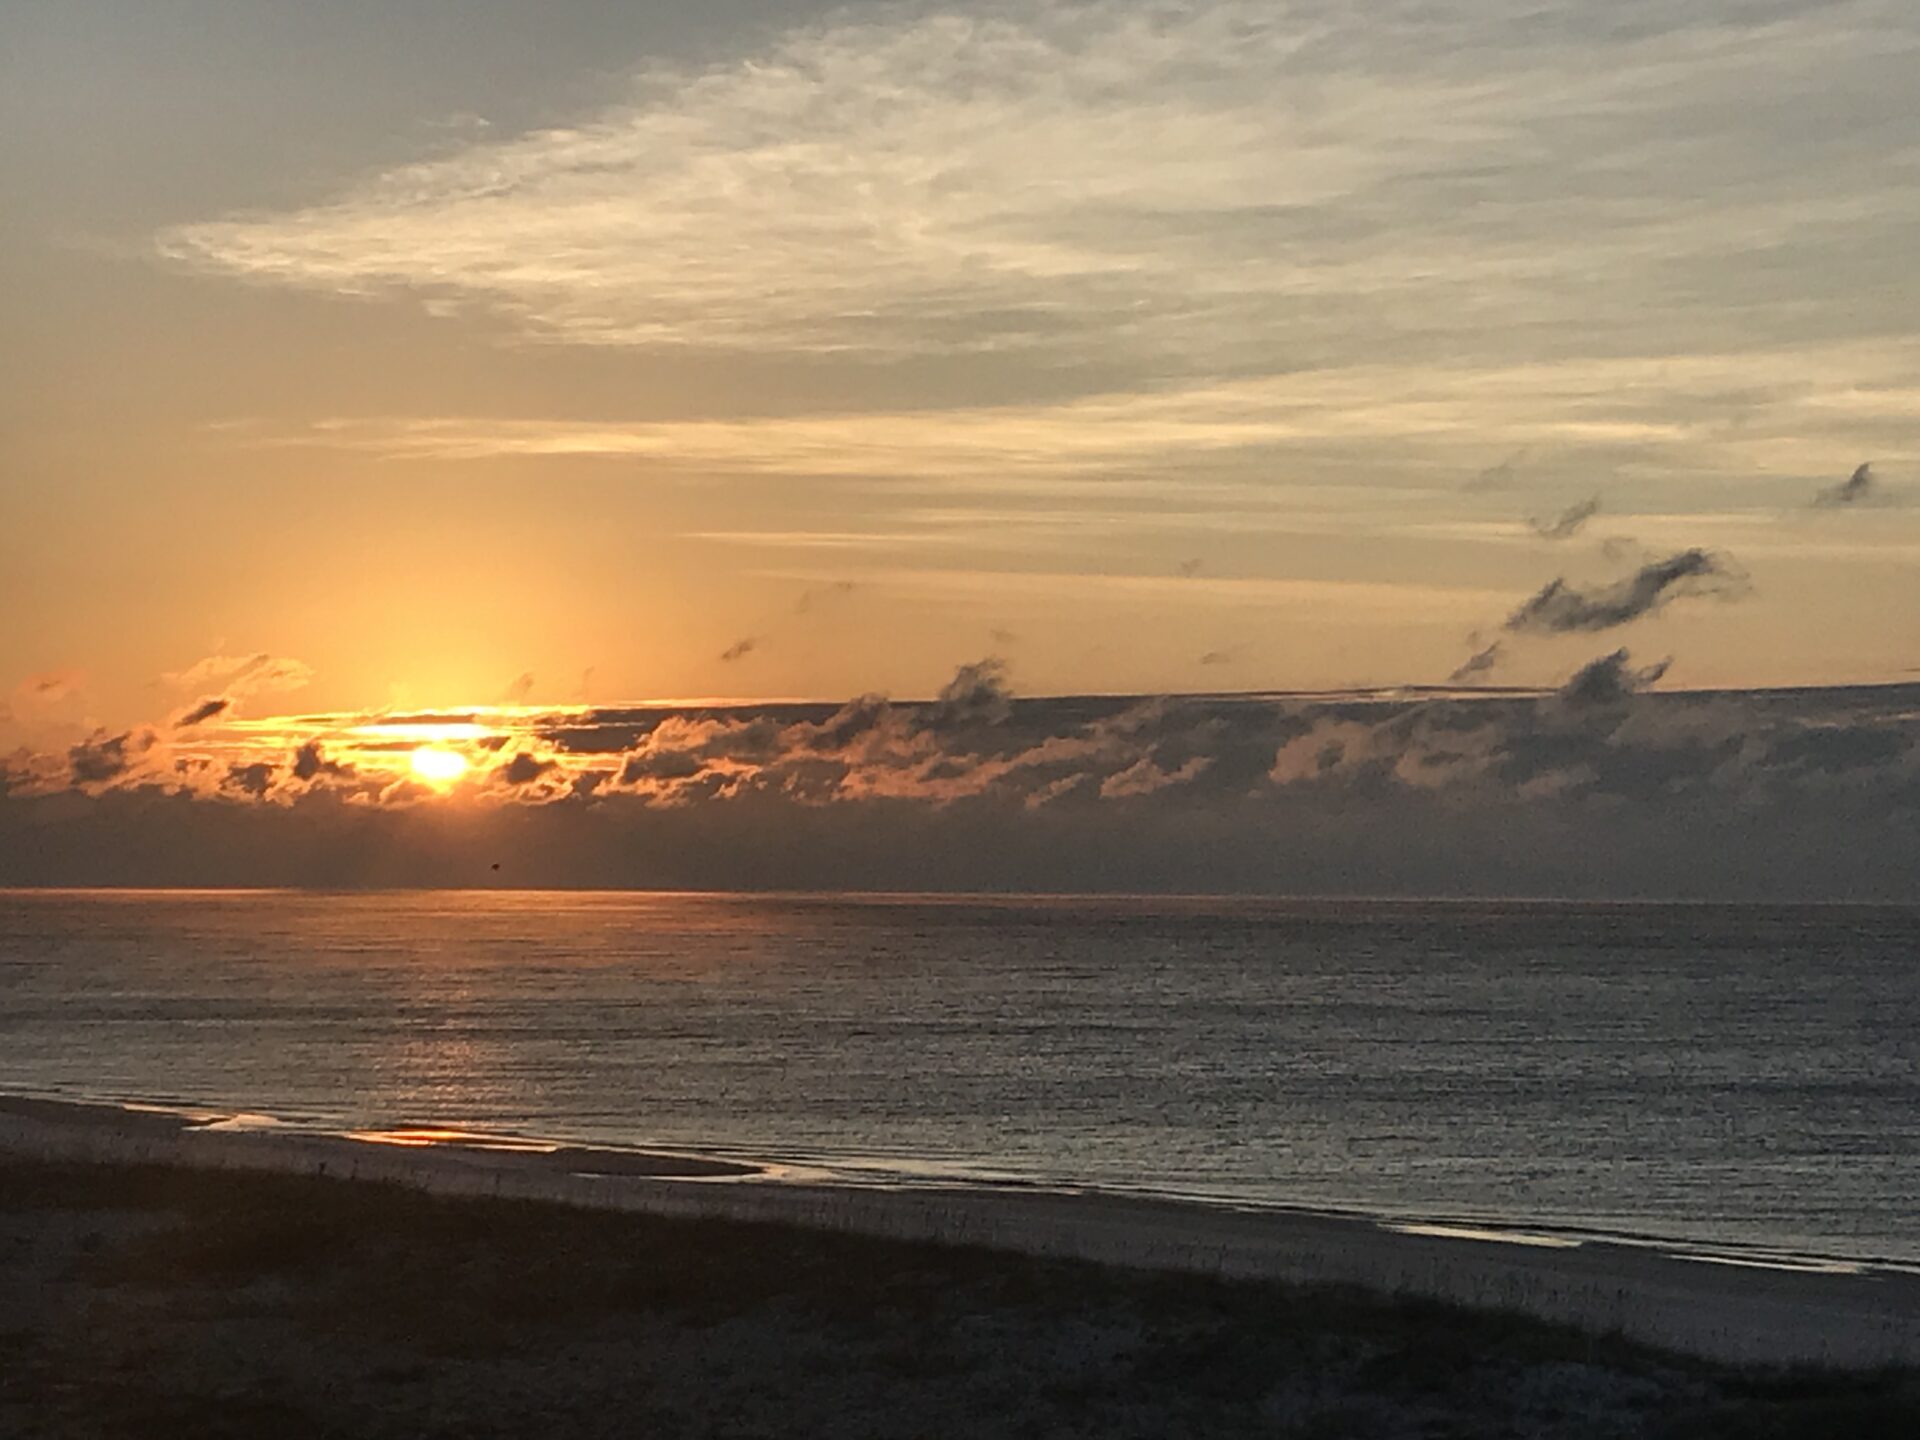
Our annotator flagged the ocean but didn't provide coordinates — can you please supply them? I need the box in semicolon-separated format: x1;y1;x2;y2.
1;889;1914;1262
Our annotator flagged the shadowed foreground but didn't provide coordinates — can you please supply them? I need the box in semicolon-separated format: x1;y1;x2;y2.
2;1161;1914;1439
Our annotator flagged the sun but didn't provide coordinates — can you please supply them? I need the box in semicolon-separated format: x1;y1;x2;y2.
408;747;470;785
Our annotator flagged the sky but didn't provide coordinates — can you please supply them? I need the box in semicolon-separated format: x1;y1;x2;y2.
3;1;1918;894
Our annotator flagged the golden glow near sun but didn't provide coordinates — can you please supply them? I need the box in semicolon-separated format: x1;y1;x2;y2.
408;747;471;785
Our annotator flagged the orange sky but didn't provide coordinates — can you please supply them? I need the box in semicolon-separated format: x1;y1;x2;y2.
5;0;1918;746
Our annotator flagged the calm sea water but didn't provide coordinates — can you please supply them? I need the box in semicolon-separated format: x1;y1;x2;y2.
1;889;1914;1261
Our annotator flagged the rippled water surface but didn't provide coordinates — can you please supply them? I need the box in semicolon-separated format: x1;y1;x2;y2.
2;889;1914;1259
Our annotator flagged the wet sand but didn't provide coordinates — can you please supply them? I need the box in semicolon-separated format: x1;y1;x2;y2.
3;1095;1917;1370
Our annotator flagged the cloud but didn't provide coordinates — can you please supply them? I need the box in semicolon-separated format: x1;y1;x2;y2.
1812;461;1877;508
497;753;557;787
921;658;1013;730
1505;549;1741;634
1448;641;1504;684
262;336;1920;497
619;748;706;786
1528;497;1601;540
291;741;354;783
162;652;313;699
1099;755;1212;799
143;0;1920;704
7;662;1920;896
67;729;156;787
225;762;275;798
157;0;1581;361
1557;649;1671;707
16;653;1902;837
3;670;87;736
11;669;84;707
157;1;1920;396
1466;447;1531;493
792;580;857;615
172;697;232;729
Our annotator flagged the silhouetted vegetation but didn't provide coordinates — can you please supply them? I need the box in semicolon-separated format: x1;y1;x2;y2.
1;1159;1912;1438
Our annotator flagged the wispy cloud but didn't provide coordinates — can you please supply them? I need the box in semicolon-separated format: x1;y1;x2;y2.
1447;641;1505;685
172;697;232;729
1812;461;1879;508
13;670;84;706
242;343;1920;494
160;1;1920;381
1528;497;1601;541
161;652;313;700
792;580;858;615
1506;550;1744;635
1465;447;1532;493
763;566;1507;615
2;670;87;735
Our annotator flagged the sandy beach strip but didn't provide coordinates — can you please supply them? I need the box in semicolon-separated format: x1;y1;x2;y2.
3;1095;1915;1370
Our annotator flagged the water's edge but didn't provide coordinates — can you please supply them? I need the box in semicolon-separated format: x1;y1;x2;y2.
13;1082;1912;1269
5;1092;1917;1370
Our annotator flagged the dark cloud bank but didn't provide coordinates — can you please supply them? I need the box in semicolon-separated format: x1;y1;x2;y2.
5;661;1919;899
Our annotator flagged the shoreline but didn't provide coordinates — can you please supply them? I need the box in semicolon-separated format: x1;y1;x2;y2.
4;1094;1916;1369
7;1088;1906;1271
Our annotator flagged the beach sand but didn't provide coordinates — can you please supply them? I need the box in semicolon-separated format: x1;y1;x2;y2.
6;1153;1920;1438
4;1096;1918;1384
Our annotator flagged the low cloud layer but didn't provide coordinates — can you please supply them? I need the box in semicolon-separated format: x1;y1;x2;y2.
4;661;1917;898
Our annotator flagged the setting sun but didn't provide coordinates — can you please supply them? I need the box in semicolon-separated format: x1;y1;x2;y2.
408;747;470;785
